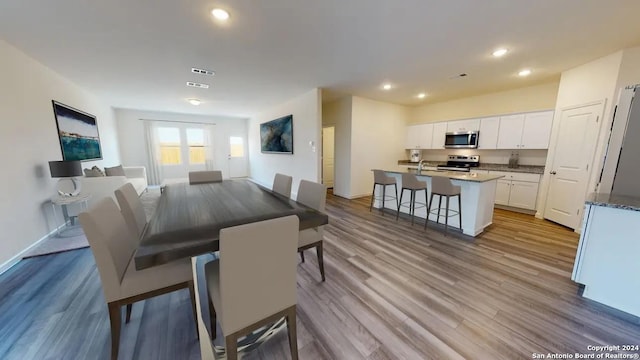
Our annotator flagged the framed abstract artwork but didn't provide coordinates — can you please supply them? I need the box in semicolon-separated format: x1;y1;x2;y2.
260;114;293;154
52;100;102;161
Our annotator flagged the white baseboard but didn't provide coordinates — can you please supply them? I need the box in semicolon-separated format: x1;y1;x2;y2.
0;222;68;276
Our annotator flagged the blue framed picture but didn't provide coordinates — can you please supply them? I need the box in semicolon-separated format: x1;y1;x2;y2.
52;101;103;161
260;114;293;154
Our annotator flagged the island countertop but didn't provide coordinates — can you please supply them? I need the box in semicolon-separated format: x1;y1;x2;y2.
585;193;640;212
381;169;504;183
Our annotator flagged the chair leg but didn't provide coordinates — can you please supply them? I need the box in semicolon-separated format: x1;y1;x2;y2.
445;196;450;236
410;190;416;226
458;194;463;231
316;242;326;282
187;280;199;340
396;188;404;221
369;183;376;211
125;303;132;324
436;195;442;224
300;251;305;263
381;185;386;216
107;302;121;360
394;183;399;209
225;334;238;360
286;306;299;360
208;297;217;340
425;192;434;230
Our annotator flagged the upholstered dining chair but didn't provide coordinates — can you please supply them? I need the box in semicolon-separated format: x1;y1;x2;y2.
296;179;327;281
205;215;300;360
79;198;197;360
189;170;223;184
272;173;293;198
115;183;147;240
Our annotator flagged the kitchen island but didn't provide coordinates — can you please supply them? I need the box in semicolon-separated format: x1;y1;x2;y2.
372;169;503;236
572;193;640;317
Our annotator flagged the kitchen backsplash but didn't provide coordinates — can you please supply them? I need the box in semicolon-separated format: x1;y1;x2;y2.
405;149;548;166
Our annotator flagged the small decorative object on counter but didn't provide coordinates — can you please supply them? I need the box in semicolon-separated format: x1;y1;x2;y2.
508;152;519;168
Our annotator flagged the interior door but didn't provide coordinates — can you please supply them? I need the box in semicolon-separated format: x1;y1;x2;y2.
322;127;334;188
228;136;248;178
544;103;602;229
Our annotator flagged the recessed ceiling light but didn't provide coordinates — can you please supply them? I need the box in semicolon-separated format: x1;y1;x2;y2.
518;69;532;77
382;83;392;90
211;8;230;21
417;93;426;99
492;48;508;57
188;99;201;106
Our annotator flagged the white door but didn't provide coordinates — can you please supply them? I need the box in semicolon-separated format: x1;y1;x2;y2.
544;103;603;229
228;136;248;178
322;127;335;188
496;114;524;149
521;111;554;149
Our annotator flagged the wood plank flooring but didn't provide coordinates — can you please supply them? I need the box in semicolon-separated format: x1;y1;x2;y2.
1;193;639;359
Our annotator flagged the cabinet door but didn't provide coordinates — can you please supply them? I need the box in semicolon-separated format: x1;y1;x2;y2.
431;122;448;149
495;180;512;205
405;125;420;149
478;116;500;149
447;118;480;132
508;180;539;210
521;111;554;149
418;123;434;149
496;114;525;149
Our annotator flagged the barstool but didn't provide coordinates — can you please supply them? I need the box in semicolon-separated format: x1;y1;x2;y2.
425;176;462;235
396;173;428;225
369;170;398;216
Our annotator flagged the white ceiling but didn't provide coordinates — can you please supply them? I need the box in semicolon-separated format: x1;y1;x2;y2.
1;0;640;117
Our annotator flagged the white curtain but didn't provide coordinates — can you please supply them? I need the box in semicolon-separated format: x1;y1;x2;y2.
203;124;216;170
144;120;164;185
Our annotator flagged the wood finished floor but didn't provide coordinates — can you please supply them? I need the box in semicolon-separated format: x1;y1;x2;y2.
1;193;639;359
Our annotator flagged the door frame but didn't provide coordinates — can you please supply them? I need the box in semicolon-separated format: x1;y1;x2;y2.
536;100;607;231
321;126;335;188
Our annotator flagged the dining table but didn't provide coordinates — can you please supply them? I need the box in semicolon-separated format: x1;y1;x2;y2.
133;179;329;359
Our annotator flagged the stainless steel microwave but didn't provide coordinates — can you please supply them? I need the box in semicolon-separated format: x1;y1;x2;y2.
444;131;479;149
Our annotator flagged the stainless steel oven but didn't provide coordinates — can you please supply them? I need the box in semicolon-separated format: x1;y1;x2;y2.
444;131;479;149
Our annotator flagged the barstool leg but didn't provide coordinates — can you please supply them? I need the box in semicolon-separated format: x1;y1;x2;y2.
381;185;386;216
444;196;450;236
394;183;399;209
425;192;434;230
436;195;442;224
410;190;415;225
458;194;462;231
396;188;404;221
369;183;376;211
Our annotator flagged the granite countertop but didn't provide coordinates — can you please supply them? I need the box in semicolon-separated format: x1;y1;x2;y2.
585;193;640;211
397;160;545;174
382;169;504;183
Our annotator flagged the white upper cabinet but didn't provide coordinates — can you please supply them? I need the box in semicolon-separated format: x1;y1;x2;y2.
496;114;525;149
478;116;500;149
405;123;434;149
446;118;480;133
432;122;448;149
521;111;554;149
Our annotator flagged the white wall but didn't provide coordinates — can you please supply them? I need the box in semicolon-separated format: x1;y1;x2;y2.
350;97;408;198
537;51;623;220
0;39;120;268
322;97;352;198
248;89;322;196
114;109;248;183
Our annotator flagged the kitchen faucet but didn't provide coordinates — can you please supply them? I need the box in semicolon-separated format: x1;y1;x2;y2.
418;159;427;172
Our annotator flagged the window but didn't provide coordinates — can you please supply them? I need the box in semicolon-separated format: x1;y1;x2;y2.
229;136;244;157
186;128;205;164
158;127;181;165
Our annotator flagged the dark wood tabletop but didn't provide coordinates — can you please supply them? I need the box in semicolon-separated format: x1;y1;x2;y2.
134;179;329;270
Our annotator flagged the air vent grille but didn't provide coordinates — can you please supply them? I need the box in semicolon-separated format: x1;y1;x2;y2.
191;68;215;76
186;81;210;89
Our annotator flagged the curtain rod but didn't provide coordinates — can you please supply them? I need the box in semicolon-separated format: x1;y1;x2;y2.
139;118;216;126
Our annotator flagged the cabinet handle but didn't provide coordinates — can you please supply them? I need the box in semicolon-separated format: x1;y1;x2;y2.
550;171;557;175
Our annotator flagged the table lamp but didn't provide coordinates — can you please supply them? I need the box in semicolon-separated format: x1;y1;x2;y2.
49;160;83;197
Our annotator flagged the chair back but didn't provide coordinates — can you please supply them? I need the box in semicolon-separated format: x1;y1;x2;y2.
189;170;223;184
79;198;137;302
373;169;394;185
431;176;459;196
401;173;427;190
218;215;299;334
272;173;293;198
115;183;147;240
296;180;327;212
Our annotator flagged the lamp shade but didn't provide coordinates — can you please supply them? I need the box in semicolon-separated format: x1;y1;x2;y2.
49;160;82;178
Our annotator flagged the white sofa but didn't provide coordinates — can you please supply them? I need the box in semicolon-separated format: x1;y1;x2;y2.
79;166;148;209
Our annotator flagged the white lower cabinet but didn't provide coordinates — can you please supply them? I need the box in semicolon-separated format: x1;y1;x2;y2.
489;171;540;210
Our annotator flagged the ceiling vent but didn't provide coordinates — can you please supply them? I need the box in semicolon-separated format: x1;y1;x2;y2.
191;67;215;76
186;81;210;89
